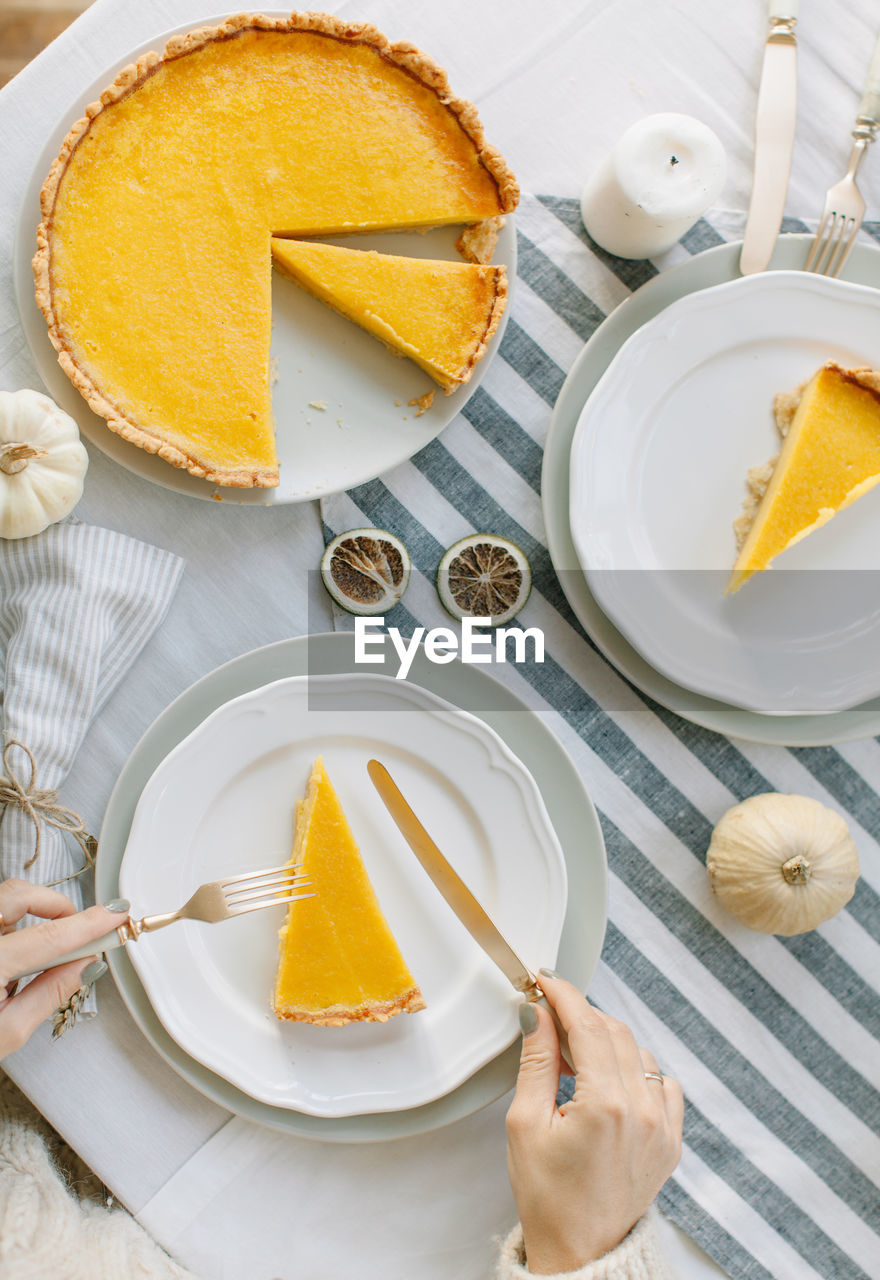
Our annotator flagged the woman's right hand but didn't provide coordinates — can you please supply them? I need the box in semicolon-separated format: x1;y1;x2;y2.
505;971;684;1276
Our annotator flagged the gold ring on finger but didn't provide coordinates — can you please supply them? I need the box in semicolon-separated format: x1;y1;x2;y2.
644;1071;664;1085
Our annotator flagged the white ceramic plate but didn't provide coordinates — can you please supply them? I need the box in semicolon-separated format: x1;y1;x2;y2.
13;13;514;506
99;633;606;1142
569;269;880;716
543;236;880;744
117;672;567;1117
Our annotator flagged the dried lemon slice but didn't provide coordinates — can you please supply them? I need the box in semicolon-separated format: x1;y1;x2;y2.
436;534;531;625
321;528;411;615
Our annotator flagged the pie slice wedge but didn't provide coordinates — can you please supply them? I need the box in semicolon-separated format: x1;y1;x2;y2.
272;756;425;1025
271;239;507;393
727;362;880;594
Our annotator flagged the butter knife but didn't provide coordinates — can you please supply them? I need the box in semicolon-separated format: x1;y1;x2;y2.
367;759;573;1070
740;0;799;275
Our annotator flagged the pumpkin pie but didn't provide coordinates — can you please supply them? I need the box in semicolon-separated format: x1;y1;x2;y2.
33;13;518;488
271;238;507;393
728;363;880;593
272;757;425;1025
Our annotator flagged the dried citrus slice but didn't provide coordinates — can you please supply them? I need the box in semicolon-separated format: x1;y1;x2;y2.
321;528;411;615
436;534;531;625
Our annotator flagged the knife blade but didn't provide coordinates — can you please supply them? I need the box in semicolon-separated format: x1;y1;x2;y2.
740;0;799;275
367;758;573;1069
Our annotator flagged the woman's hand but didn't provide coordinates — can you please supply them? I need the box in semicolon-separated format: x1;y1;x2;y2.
0;878;128;1058
505;971;683;1276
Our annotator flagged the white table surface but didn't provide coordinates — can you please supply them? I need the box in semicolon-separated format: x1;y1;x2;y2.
3;1;880;1276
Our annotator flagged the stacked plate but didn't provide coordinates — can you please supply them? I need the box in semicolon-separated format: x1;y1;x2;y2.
98;634;607;1141
544;239;880;745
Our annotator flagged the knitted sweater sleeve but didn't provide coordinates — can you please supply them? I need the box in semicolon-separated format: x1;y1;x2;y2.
495;1210;676;1280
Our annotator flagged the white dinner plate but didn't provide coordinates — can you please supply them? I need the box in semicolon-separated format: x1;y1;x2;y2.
13;13;514;506
99;633;606;1142
569;269;880;716
117;672;567;1117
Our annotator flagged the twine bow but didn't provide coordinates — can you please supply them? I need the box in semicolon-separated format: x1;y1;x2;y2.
0;738;97;882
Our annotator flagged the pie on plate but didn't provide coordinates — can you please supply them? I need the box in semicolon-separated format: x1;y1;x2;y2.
728;362;880;593
272;756;425;1025
33;12;518;488
270;239;507;393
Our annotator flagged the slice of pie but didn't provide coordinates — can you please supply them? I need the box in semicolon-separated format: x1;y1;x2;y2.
727;362;880;593
34;14;519;488
272;757;425;1025
271;239;507;393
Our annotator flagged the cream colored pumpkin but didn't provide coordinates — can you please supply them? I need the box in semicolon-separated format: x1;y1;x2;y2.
706;793;859;935
0;389;88;539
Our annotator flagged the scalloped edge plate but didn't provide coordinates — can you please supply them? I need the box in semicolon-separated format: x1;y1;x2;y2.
117;671;567;1117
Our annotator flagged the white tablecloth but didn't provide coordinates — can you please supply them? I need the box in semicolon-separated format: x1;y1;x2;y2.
2;2;880;1278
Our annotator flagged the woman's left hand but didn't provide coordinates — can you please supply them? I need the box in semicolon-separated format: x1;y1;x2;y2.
0;878;126;1057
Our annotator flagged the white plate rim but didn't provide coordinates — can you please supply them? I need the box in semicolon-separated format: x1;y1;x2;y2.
117;669;568;1117
13;9;516;506
568;266;880;717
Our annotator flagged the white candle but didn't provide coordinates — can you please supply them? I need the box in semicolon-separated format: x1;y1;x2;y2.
580;113;726;260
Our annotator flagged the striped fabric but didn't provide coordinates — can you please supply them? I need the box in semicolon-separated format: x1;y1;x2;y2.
0;520;183;910
321;195;880;1280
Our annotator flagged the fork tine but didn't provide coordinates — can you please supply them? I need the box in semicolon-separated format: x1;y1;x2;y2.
226;891;316;917
218;862;302;887
804;209;832;272
221;872;310;898
810;211;843;275
224;875;310;898
827;216;860;277
222;869;310;889
819;212;848;275
225;877;311;907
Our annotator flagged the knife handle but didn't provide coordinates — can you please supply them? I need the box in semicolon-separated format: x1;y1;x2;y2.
768;0;798;22
530;993;575;1075
858;32;880;125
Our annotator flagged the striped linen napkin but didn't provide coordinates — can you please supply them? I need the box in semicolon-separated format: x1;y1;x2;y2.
321;194;880;1280
0;520;183;916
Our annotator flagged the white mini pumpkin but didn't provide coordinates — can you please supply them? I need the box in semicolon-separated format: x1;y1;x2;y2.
0;389;88;539
706;793;860;936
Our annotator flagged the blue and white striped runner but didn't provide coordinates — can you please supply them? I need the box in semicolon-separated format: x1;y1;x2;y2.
321;194;880;1280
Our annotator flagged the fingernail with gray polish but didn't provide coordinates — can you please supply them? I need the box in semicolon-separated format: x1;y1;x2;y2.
102;899;130;914
538;967;561;980
519;1002;539;1035
79;959;108;986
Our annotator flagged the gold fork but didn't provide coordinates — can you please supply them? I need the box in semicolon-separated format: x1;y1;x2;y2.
13;864;313;980
805;40;880;277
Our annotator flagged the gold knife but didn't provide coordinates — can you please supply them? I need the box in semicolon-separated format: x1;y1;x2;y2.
740;0;799;275
367;758;573;1070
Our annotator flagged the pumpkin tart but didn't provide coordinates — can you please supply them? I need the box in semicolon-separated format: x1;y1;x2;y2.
34;13;518;488
728;363;880;593
272;757;425;1025
271;238;507;393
